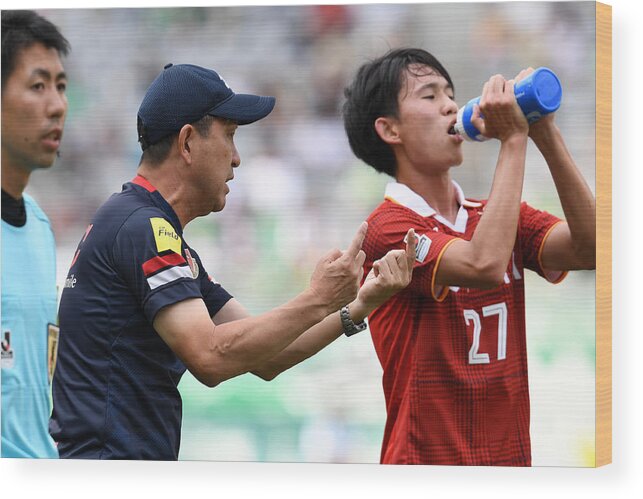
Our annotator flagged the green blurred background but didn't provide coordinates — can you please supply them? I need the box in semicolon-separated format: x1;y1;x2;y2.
30;2;596;466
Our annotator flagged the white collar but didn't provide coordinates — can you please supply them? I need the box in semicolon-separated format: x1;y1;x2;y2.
384;180;482;233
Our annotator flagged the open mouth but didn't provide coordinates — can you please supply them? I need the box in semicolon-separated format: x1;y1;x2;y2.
47;128;62;140
43;129;62;142
41;129;62;150
447;122;464;143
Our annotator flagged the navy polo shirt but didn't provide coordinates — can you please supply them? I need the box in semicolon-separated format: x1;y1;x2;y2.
50;176;232;460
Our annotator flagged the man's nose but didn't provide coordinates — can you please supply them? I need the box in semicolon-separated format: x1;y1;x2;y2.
232;146;241;168
443;97;458;116
47;88;67;120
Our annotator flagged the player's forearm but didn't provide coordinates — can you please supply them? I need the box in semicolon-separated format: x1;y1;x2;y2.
469;134;527;279
531;125;596;266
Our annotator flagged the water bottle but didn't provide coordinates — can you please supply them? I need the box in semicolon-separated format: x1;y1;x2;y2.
454;67;562;142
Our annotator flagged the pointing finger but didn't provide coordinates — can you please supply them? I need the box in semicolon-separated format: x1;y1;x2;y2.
345;221;368;260
404;228;417;269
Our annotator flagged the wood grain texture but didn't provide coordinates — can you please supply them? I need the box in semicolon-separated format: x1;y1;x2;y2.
595;0;612;468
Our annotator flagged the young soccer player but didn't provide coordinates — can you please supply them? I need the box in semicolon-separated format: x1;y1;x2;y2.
343;48;595;465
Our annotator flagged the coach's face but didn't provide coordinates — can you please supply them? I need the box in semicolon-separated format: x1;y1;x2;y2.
1;42;68;173
189;117;240;214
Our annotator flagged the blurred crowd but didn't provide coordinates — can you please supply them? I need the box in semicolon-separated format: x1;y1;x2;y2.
27;2;597;464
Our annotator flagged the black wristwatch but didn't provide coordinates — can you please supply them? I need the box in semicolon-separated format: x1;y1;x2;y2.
340;305;368;337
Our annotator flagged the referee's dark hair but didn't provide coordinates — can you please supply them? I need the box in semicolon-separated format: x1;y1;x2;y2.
1;10;70;89
342;48;453;178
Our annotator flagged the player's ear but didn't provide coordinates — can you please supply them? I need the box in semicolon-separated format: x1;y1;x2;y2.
177;124;194;164
375;116;402;145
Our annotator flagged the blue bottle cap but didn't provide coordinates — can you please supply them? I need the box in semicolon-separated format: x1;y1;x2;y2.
532;67;562;113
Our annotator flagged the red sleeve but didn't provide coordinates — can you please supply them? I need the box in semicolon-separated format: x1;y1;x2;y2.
518;201;568;283
363;203;461;301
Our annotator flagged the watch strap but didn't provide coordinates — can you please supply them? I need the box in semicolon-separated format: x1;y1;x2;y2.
340;305;367;337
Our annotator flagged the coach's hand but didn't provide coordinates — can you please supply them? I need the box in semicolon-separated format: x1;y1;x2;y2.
357;228;417;309
308;222;367;315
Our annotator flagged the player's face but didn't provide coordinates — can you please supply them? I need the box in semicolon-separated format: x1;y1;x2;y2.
392;64;463;172
1;43;68;172
190;118;240;214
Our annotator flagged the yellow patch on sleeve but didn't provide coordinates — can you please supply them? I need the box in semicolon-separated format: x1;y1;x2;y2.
150;217;182;254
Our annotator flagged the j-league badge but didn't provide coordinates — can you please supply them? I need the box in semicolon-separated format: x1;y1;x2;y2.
1;330;14;369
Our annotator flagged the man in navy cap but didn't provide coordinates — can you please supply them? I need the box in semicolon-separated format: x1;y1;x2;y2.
49;63;417;460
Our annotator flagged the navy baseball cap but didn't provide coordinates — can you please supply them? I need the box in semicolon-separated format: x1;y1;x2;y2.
137;63;276;149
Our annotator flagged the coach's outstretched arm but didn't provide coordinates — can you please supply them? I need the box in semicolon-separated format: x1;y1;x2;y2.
517;69;596;271
153;223;366;388
247;227;417;380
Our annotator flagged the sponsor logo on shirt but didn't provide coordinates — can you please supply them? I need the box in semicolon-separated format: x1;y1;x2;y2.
184;248;199;279
64;274;77;289
150;217;182;255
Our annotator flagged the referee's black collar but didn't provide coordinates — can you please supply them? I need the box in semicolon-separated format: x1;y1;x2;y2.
1;188;27;227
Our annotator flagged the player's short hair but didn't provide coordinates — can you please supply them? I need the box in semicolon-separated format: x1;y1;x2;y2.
138;114;217;166
1;10;70;89
342;48;453;177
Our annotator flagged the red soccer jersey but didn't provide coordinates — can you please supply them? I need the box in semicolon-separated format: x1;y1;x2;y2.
364;181;566;466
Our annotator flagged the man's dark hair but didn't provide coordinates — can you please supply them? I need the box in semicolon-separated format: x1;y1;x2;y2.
1;10;70;89
342;48;453;177
138;114;217;166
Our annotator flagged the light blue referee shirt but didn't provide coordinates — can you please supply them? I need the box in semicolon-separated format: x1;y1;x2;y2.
1;193;58;458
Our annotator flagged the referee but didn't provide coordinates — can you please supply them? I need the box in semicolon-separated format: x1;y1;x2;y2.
1;10;69;459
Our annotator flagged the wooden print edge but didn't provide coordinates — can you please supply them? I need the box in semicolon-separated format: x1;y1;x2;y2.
595;0;612;467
